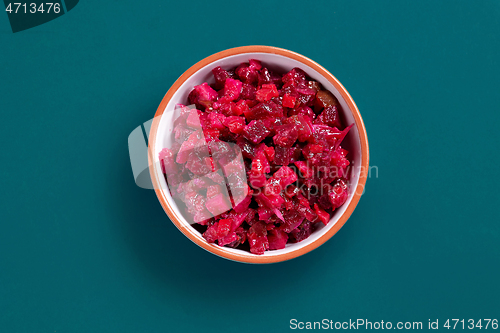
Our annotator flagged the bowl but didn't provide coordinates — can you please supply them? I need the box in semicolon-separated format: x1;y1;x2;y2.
148;46;369;263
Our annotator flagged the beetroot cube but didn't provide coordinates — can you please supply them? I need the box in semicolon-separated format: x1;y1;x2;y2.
223;116;246;134
206;185;223;198
186;109;202;129
273;124;298;147
203;223;219;243
235;63;259;85
249;59;262;70
248;170;267;188
243;101;283;121
314;203;330;225
282;93;297;108
329;179;349;209
241;83;257;99
288;106;315;120
256;84;279;102
159;148;178;175
212;66;232;90
285;114;313;142
279;210;304;233
315;106;342;128
268;229;288;250
188;82;218;109
248;222;269;255
282;68;307;87
258;206;273;220
234;100;249;116
290;221;313;243
206;112;226;130
205;193;231;216
217;219;232;238
273;166;298;187
294;161;314;178
242;120;271;144
219;78;243;103
274;146;292;166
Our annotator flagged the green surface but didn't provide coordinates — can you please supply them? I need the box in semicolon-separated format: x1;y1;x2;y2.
1;1;499;332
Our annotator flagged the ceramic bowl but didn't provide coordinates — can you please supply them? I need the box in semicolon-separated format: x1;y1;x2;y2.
148;46;369;263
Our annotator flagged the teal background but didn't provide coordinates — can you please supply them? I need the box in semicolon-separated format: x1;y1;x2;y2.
1;0;499;332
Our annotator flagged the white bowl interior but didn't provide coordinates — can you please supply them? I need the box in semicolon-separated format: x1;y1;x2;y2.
153;52;362;258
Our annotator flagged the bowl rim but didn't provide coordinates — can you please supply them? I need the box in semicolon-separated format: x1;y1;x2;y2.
148;45;369;264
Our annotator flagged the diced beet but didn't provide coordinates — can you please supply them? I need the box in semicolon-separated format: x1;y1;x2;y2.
294;161;314;178
242;120;271;144
264;146;275;162
243;101;283;121
288;105;315;120
264;177;282;197
219;78;243;103
233;188;253;213
206;185;223;199
279;210;304;233
307;81;321;93
203;223;219;243
273;123;299;147
252;151;270;173
314;203;330;225
218;232;239;247
248;222;269;254
329;179;349;209
258;206;273;221
268;229;288;250
212;66;232;90
257;67;272;86
249;59;262;70
223;116;246;134
159;148;178;175
314;106;342;128
205;193;231;216
206;171;225;184
274;146;292;166
282;93;297;108
255;192;285;210
236;137;255;159
218;102;239;117
282;68;307;87
185;152;212;176
189;82;218;110
225;210;248;230
194;209;213;223
234;100;249;116
284;185;300;198
285;114;313;142
245;209;257;223
296;201;318;222
256;84;279;102
273;166;298;187
236;63;259;85
176;131;202;164
174;124;195;144
241;83;257;100
217;219;232;238
290;221;313;242
206;112;226;130
330;147;350;176
226;226;246;248
185;109;202;129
